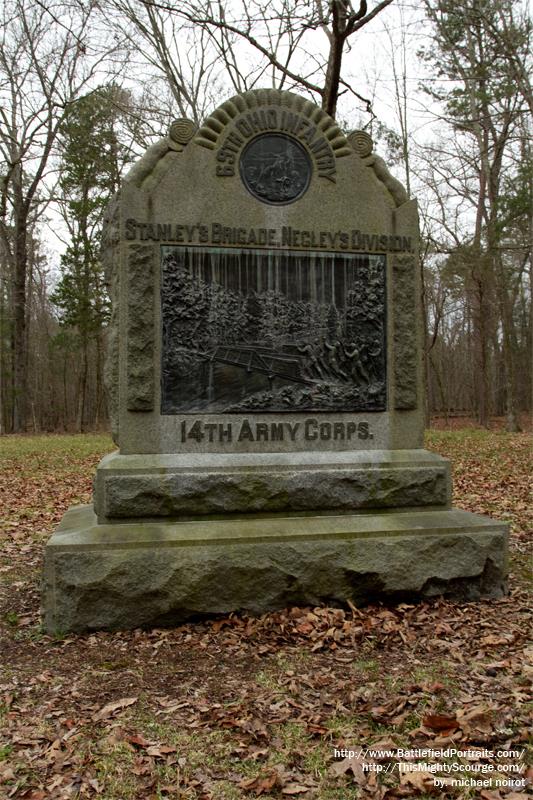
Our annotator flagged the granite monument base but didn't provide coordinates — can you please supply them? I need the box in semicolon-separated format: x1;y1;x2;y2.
42;504;508;633
93;450;451;520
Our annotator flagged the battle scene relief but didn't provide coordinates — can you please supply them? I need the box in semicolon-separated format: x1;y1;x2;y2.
161;246;386;413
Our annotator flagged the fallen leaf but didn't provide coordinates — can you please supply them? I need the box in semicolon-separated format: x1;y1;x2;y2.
240;770;279;794
400;770;436;792
146;744;177;757
92;696;138;721
505;794;532;800
125;733;151;748
0;766;15;782
423;713;459;732
456;704;493;733
329;749;372;785
282;783;312;795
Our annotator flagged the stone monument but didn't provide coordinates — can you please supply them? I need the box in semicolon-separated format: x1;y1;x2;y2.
42;90;508;632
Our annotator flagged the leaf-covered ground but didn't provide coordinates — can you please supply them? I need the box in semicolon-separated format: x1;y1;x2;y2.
0;429;531;800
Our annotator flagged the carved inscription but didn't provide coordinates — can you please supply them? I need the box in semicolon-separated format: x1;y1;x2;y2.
161;247;386;414
215;108;337;181
393;256;418;410
127;245;154;411
180;418;373;444
125;219;413;253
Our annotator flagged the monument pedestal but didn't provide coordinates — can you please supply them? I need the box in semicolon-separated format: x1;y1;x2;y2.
43;447;509;633
43;503;508;632
42;88;509;633
93;449;451;520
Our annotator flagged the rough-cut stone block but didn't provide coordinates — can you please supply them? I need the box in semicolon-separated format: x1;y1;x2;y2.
42;504;508;633
93;449;451;520
101;466;449;518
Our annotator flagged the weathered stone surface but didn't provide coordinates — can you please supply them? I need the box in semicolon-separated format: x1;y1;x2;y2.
127;244;154;411
93;449;451;519
42;89;508;633
101;466;449;518
110;88;425;456
42;505;509;633
393;255;418;410
101;194;121;443
195;89;352;159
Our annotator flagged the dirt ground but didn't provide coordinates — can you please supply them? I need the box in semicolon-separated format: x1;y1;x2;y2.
0;427;531;800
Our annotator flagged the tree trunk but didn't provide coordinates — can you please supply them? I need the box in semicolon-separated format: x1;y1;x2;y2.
63;350;69;431
429;352;449;425
323;24;345;118
76;338;88;433
0;262;7;434
12;215;28;433
496;256;522;432
95;333;103;430
472;268;492;429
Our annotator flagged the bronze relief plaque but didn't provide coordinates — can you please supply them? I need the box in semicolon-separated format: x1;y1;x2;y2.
239;134;312;205
161;247;386;414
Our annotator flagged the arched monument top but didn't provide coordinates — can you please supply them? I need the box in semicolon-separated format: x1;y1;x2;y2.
195;88;352;159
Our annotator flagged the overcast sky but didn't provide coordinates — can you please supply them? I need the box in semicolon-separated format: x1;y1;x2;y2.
40;1;459;269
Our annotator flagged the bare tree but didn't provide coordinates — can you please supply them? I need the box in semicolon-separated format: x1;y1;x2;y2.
0;0;120;432
417;0;530;430
106;0;229;125
382;7;412;197
111;0;394;120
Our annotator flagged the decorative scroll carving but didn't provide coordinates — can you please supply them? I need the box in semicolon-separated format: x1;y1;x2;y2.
347;130;373;157
393;256;418;409
195;89;352;158
169;118;196;144
161;247;386;414
348;129;409;207
101;193;121;442
122;117;195;190
127;245;154;411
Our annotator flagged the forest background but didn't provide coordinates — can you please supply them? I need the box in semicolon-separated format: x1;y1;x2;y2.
0;0;531;435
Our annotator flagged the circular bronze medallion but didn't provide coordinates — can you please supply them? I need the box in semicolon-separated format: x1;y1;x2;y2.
239;133;312;205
